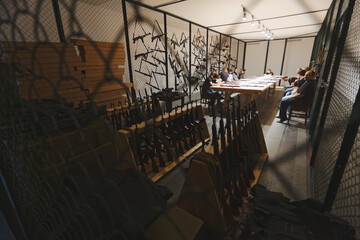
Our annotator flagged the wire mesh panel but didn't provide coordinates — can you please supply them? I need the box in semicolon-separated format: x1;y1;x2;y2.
328;1;360;235
0;0;59;42
126;2;166;94
208;30;220;73
219;35;230;71
58;0;130;84
230;38;238;72
331;132;360;237
166;15;189;94
0;1;167;239
190;24;207;94
312;0;360;237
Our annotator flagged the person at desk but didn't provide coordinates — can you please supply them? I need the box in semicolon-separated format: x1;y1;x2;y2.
239;68;246;79
202;70;222;104
284;70;306;96
233;68;239;80
227;69;234;81
277;70;316;123
282;67;303;86
265;68;274;75
220;67;229;82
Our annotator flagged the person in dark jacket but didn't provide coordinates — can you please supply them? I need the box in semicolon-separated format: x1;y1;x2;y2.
202;70;222;104
277;70;316;123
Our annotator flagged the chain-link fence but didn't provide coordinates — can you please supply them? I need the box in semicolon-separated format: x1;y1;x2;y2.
0;0;248;239
310;0;360;238
2;0;359;239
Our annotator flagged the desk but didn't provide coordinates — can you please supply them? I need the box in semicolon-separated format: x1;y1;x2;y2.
211;77;277;106
155;92;186;112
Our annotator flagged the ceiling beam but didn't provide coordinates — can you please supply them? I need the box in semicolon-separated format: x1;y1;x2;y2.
208;9;328;28
229;23;322;35
244;35;316;43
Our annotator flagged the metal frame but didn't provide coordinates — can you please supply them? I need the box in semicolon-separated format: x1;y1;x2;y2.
310;1;352;166
279;39;287;77
51;0;66;42
264;40;270;74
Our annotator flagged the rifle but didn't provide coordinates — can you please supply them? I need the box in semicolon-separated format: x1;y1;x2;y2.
151;33;165;42
134;50;153;60
132;32;151;44
150;47;165;53
167;111;180;157
239;106;255;180
152;56;166;66
187;101;196;147
218;103;241;219
151;20;165;42
211;102;219;157
175;107;190;150
195;101;205;151
105;108;115;130
143;89;153;119
160;113;174;162
114;104;122;130
232;100;250;189
135;124;146;174
142;118;160;173
226;101;247;198
142;58;158;67
151;118;166;168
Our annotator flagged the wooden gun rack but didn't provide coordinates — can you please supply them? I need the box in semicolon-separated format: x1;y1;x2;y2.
177;108;268;237
117;103;211;182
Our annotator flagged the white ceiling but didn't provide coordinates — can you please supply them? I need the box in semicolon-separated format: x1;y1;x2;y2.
133;0;332;42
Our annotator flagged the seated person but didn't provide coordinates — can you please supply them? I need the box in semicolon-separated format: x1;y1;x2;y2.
282;75;298;86
212;69;219;81
239;68;246;79
227;69;234;81
202;70;223;104
265;68;274;75
277;70;316;123
233;68;239;80
220;67;229;82
284;70;306;96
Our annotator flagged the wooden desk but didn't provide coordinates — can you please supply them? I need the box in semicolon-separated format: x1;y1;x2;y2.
211;78;276;106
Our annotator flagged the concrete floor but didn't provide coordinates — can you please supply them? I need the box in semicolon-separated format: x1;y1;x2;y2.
259;113;311;201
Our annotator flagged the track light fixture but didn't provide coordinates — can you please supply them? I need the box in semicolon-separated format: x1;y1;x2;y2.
242;4;274;40
251;16;255;26
242;8;247;20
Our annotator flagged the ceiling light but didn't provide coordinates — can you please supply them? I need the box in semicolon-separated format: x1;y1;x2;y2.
270;34;274;40
251;16;255;26
242;8;247;20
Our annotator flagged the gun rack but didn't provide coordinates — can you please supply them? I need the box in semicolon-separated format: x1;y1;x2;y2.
117;102;211;182
177;99;268;237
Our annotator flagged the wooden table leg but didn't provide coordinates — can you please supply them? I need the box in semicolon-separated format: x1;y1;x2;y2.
223;92;231;107
264;89;268;100
245;94;253;103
